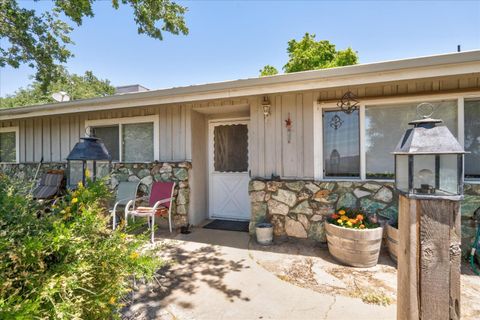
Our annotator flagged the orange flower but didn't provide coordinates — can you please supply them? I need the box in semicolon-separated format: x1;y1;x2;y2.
356;214;364;221
341;215;349;221
331;213;339;219
359;224;365;229
349;219;357;224
338;210;346;215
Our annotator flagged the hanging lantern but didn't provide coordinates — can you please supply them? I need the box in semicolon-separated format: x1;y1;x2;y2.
337;91;359;114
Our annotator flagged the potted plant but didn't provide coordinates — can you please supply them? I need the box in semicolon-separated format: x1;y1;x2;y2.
255;222;274;245
325;208;383;268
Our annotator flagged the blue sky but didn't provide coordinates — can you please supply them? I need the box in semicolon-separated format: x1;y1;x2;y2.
1;0;479;97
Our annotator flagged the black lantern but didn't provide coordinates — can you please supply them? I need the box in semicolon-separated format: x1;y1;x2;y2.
66;135;112;188
393;112;466;199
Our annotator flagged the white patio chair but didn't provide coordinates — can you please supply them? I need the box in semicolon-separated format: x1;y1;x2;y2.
124;181;175;243
110;181;140;230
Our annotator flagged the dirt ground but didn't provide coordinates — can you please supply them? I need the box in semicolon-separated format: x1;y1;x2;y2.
249;237;480;320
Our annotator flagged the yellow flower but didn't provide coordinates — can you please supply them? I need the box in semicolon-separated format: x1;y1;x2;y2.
338;210;346;215
85;168;91;178
129;252;139;260
346;221;353;227
71;197;78;204
77;181;83;188
341;215;349;221
108;296;116;305
337;219;343;224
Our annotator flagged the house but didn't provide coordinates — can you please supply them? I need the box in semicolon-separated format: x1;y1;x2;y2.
1;51;480;248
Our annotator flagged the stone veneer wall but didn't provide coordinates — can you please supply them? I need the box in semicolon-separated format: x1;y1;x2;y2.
249;179;480;251
0;161;191;227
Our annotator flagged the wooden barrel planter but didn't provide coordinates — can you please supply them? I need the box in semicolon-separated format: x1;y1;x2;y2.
325;222;384;268
386;224;399;264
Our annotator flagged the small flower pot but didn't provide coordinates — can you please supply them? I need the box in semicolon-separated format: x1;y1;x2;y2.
325;222;384;268
256;222;273;245
386;224;399;264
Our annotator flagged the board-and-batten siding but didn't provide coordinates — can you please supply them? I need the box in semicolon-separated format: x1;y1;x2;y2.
1;73;479;179
0;105;192;163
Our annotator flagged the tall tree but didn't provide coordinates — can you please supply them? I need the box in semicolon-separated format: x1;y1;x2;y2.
0;68;115;108
0;0;188;91
259;65;279;77
259;33;358;76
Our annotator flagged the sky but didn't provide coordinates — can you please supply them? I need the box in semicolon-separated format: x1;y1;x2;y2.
1;0;480;97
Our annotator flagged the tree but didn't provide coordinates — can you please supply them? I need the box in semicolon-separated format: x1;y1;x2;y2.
0;68;115;108
259;65;279;77
0;0;188;91
259;33;358;76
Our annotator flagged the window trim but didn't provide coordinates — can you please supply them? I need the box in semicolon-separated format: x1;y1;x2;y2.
0;126;19;163
84;115;159;162
314;91;480;181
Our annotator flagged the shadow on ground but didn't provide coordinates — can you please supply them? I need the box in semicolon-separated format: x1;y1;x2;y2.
122;240;250;319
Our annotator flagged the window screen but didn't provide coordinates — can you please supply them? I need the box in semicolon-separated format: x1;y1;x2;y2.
93;126;119;161
365;100;457;179
323;110;360;177
214;124;248;172
465;100;480;179
122;123;154;162
0;131;16;162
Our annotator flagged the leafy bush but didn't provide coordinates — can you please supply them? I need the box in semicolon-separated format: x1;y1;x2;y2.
0;175;162;319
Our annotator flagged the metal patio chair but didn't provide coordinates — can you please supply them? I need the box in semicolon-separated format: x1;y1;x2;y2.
124;181;175;242
110;181;141;230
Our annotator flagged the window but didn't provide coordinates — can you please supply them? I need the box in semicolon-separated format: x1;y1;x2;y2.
213;124;248;172
0;128;18;163
92;126;119;161
465;100;480;179
323;110;360;177
86;115;158;162
365;100;457;179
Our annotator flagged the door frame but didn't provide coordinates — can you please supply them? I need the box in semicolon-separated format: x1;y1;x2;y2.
208;117;250;220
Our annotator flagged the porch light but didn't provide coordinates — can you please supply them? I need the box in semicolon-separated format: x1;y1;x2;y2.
393;104;466;199
66;130;112;188
261;96;271;119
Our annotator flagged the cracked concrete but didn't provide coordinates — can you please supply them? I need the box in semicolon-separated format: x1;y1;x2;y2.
123;228;396;319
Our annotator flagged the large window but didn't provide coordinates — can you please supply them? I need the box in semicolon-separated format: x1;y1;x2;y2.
0;128;18;163
365;101;457;179
323;110;360;177
465;100;480;179
86;116;158;162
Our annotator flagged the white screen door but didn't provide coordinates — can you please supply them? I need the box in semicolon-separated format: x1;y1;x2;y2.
208;120;250;220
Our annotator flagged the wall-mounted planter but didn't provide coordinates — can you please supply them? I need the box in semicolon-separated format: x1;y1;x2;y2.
325;222;383;268
256;222;273;245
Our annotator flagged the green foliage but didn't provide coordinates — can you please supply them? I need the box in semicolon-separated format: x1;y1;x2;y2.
259;65;279;77
284;33;358;72
260;33;358;76
0;175;162;319
1;0;188;91
0;67;115;108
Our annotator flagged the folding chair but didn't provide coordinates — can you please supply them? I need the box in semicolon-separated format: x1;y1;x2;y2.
125;182;175;242
32;170;65;201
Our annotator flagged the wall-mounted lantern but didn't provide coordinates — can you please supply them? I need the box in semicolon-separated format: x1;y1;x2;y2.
66;131;112;188
393;103;465;320
261;96;271;120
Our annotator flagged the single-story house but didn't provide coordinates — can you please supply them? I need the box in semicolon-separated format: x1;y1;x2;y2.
1;51;480;248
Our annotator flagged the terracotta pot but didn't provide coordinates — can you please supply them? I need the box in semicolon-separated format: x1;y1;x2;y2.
325;222;383;268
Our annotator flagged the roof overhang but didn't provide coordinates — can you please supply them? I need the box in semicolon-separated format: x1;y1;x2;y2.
2;50;480;120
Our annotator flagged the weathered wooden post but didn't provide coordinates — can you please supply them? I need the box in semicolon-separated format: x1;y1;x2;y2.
393;106;465;320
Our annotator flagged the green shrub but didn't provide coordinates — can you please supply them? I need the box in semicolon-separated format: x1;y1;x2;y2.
0;175;162;319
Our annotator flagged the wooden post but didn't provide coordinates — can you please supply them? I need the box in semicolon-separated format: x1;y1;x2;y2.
397;194;461;320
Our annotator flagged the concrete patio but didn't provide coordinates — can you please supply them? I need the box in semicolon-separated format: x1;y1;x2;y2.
122;228;480;320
